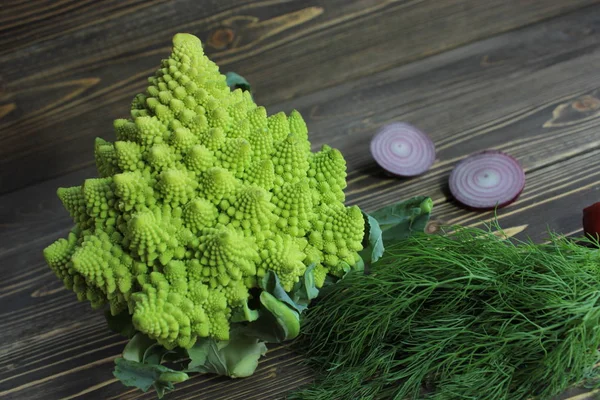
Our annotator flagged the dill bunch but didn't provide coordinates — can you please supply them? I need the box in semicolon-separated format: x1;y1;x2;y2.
288;227;600;400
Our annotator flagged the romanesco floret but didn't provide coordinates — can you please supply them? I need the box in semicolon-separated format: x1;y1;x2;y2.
43;33;364;349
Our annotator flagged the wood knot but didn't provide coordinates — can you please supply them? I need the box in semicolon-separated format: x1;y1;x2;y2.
544;91;600;128
573;95;600;112
0;103;16;120
207;28;235;50
425;220;442;234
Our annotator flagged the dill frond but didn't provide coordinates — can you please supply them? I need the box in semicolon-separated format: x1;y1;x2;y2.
289;227;600;400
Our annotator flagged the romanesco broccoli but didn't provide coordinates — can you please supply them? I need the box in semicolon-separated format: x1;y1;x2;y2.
43;33;364;350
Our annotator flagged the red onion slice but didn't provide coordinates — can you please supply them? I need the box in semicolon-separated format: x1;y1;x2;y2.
370;122;436;177
449;150;525;210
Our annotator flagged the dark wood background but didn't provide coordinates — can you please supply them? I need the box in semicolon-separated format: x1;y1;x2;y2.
2;1;600;399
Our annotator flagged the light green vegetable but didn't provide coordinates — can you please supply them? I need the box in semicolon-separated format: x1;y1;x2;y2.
259;291;301;340
42;32;366;396
114;358;189;398
187;329;267;378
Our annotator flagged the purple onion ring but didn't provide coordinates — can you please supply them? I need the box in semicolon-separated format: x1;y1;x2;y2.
449;150;525;210
370;122;435;177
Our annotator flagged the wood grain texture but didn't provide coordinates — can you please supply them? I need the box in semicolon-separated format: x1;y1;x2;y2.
1;0;599;194
4;2;600;255
3;2;600;400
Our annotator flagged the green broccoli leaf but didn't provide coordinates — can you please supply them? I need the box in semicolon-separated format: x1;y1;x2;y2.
260;291;300;340
225;72;251;93
142;343;187;365
359;197;433;267
231;300;260;323
142;343;165;365
122;333;157;363
259;271;300;313
113;358;189;398
359;212;385;264
354;256;365;272
161;347;189;364
115;334;191;398
243;310;289;343
187;329;267;378
259;266;320;315
289;264;319;312
223;337;268;378
243;291;301;343
187;337;228;376
370;196;433;243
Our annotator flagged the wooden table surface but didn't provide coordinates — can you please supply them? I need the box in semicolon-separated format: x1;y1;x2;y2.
3;1;600;399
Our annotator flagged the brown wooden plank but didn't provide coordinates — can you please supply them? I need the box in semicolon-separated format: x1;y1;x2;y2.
0;168;91;255
1;0;598;193
1;150;598;399
2;0;600;351
0;0;245;53
3;5;600;400
4;2;600;257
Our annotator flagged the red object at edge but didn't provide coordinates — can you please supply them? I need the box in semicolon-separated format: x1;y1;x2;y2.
583;202;600;239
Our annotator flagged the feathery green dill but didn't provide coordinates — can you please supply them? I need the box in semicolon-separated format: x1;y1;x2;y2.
288;228;600;400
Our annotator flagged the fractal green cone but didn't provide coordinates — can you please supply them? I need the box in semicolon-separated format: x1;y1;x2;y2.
43;33;365;350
